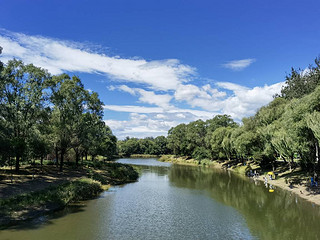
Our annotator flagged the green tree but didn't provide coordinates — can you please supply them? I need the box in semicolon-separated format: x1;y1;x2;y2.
48;74;87;171
0;59;50;171
306;111;320;166
153;136;168;155
280;57;320;99
167;124;188;156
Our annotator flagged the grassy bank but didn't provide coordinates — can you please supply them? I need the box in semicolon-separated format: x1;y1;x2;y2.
86;161;139;185
159;155;217;167
0;161;139;227
0;178;102;227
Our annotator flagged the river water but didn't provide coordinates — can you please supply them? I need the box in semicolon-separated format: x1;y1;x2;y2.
1;158;320;240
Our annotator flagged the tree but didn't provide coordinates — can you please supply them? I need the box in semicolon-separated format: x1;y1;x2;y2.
48;74;88;171
205;115;238;149
167;124;188;156
117;137;140;157
153;136;168;155
210;127;229;160
0;59;50;171
306;111;320;168
280;57;320;99
185;120;207;156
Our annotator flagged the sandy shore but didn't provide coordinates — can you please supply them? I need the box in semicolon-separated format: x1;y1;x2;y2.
215;161;320;206
253;173;320;205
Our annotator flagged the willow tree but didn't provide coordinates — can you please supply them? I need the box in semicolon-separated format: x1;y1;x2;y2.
306;111;320;166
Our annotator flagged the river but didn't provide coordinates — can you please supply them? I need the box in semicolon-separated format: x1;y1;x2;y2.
1;158;320;240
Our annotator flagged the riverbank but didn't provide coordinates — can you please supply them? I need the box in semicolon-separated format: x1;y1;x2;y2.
0;161;139;227
159;155;320;206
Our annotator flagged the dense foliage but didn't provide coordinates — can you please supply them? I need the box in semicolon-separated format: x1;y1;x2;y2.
117;136;169;156
0;54;117;171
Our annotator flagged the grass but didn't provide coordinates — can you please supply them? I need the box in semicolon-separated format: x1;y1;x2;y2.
159;155;216;167
85;161;139;184
0;178;103;221
0;161;139;226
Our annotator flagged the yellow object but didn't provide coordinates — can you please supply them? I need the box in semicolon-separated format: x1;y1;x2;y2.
269;189;274;193
267;172;274;175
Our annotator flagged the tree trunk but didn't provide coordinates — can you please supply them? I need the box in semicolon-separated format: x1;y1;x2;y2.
315;142;319;164
85;152;88;161
281;155;287;163
60;149;64;172
15;154;20;172
75;149;79;166
272;160;275;171
289;156;294;172
55;146;59;168
10;156;13;183
40;156;43;171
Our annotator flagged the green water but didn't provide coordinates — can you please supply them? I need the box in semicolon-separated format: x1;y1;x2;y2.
1;158;320;240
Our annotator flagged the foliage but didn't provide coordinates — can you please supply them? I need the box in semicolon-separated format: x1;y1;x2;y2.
117;136;169;156
0;55;117;172
280;58;320;100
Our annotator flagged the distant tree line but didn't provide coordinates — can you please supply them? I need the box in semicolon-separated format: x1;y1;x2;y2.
0;47;117;172
119;57;320;172
117;136;169;156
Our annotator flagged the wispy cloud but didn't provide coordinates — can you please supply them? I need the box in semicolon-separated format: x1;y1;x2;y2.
223;58;256;71
0;29;285;138
0;29;195;91
216;81;284;119
103;105;163;113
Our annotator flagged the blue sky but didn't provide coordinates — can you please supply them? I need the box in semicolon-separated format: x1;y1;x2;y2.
1;0;320;138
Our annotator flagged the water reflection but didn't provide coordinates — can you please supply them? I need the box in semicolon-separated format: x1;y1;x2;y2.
169;165;320;240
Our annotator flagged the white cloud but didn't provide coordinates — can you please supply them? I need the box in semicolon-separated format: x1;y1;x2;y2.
104;81;284;138
216;82;248;92
223;58;256;71
103;104;216;118
103;105;163;113
155;114;167;119
109;85;173;108
136;89;172;108
0;29;195;91
104;110;215;139
216;81;284;119
174;83;226;111
117;85;137;95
